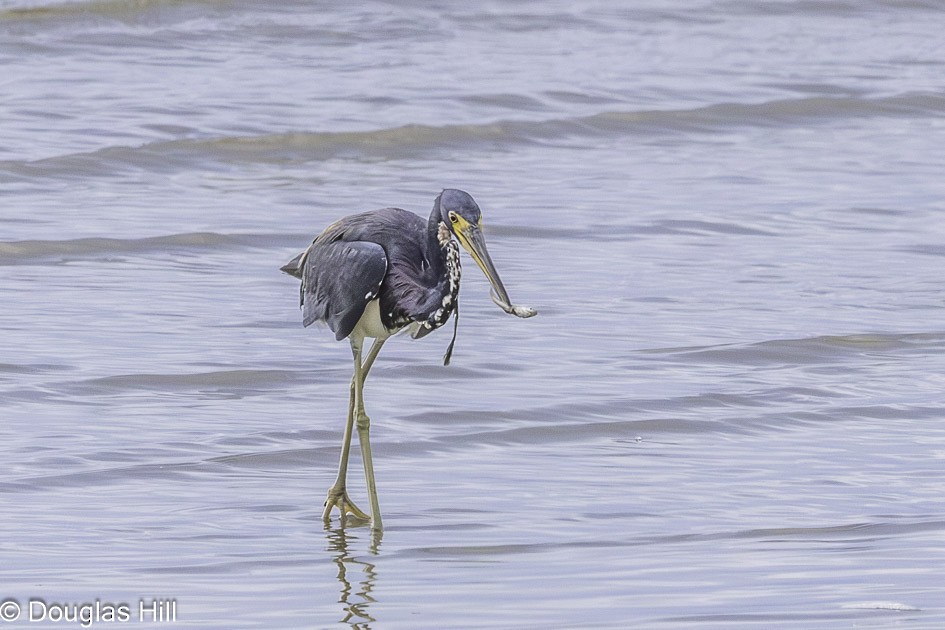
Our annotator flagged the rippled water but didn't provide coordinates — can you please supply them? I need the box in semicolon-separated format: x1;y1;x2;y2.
3;0;945;627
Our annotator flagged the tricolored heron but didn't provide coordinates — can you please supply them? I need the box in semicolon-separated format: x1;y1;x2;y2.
282;189;535;531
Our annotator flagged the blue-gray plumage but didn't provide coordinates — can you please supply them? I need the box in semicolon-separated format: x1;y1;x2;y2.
283;205;459;340
282;189;536;533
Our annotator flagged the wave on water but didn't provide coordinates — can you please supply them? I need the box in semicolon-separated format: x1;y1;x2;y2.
642;332;945;367
0;0;219;21
2;91;943;180
78;368;303;391
717;0;945;17
6;0;945;23
0;231;301;265
587;91;945;132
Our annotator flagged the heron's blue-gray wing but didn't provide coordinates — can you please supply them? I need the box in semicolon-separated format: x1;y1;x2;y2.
300;240;387;341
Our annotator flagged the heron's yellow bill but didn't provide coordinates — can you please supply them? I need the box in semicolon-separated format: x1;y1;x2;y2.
451;215;511;305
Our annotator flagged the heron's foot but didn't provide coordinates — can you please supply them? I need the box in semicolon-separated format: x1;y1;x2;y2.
323;485;370;524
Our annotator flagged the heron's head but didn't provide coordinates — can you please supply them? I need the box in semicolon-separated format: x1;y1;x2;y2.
436;188;511;307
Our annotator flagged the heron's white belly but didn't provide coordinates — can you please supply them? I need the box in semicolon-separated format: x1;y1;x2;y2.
350;299;393;340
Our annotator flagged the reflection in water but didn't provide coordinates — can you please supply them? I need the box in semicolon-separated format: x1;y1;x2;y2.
325;526;380;628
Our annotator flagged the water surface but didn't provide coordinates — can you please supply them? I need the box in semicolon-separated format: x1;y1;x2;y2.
2;0;945;627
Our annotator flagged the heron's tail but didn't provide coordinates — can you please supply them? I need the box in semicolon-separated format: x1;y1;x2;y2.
280;251;306;279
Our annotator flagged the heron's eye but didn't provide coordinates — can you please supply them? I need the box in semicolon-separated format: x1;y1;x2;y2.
449;212;459;224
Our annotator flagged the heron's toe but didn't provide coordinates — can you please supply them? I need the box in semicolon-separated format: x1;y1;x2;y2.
323;486;370;523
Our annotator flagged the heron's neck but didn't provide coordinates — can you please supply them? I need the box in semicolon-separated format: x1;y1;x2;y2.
425;209;461;295
426;210;451;265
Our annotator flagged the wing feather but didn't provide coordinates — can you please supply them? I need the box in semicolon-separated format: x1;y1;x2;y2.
300;240;387;340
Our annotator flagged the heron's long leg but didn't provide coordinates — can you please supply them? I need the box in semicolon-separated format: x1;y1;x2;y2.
322;388;369;523
323;338;386;524
353;339;384;532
